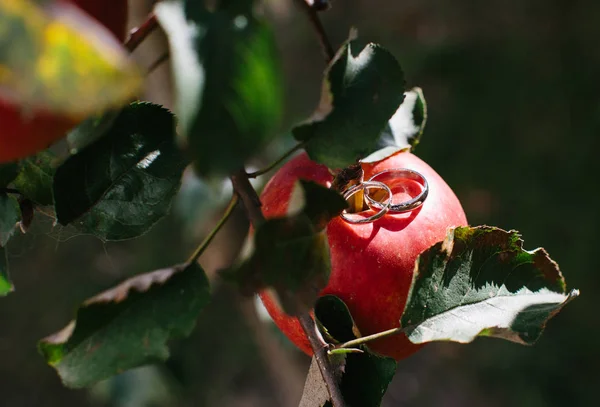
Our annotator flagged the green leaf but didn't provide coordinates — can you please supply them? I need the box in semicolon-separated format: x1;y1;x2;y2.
156;0;283;175
0;192;20;246
0;163;18;187
0;0;142;117
316;295;396;407
38;262;210;388
361;87;428;163
287;180;349;230
0;247;12;296
314;294;360;344
340;350;397;407
223;182;345;315
0;193;19;296
293;37;405;169
401;226;579;345
226;216;330;315
299;295;396;407
13;151;56;205
67;109;122;153
53;102;187;241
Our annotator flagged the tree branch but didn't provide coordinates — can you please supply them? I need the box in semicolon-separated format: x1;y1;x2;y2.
298;314;347;407
292;0;335;62
246;142;305;178
230;170;265;226
146;50;170;75
125;12;159;52
186;195;240;264
229;170;347;407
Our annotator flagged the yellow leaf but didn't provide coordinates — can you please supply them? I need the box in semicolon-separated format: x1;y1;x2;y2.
0;0;142;118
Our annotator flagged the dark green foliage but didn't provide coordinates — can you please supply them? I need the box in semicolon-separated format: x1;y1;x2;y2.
223;181;346;315
303;295;397;407
0;163;18;187
362;87;428;163
401;226;578;344
13;151;56;206
294;38;405;169
0;247;11;296
53;102;187;241
156;0;283;175
67;109;122;152
38;263;210;388
0;193;20;247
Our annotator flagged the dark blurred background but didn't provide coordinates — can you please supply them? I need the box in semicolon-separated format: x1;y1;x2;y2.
1;0;598;405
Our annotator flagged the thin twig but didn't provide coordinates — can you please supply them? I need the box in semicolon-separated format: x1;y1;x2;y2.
298;314;347;407
125;13;159;52
186;195;240;264
246;142;306;178
230;170;265;226
333;327;405;351
146;50;170;76
292;0;335;62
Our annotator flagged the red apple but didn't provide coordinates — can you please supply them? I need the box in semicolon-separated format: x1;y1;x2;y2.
0;0;129;163
0;100;78;163
62;0;129;42
259;151;468;360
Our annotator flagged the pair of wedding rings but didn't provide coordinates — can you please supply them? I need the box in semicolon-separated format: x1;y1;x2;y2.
340;169;429;224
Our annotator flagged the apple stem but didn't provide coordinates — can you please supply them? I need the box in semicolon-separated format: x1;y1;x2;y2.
298;314;348;407
125;12;159;52
292;0;335;63
186;195;239;265
246;142;306;178
333;327;407;351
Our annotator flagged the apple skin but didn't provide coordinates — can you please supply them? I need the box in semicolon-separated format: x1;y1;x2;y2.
66;0;129;42
259;151;468;360
0;99;79;163
0;0;129;163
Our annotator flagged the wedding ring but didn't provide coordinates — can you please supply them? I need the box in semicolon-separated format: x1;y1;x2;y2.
340;181;392;224
366;169;428;213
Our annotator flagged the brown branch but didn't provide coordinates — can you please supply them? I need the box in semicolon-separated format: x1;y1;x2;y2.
298;314;347;407
146;50;170;75
125;13;159;52
292;0;335;62
230;170;266;226
230;169;346;407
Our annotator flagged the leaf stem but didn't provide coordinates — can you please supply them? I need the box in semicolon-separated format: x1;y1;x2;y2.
246;142;305;178
333;327;406;351
125;13;159;52
298;314;347;407
293;0;335;62
186;195;240;264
